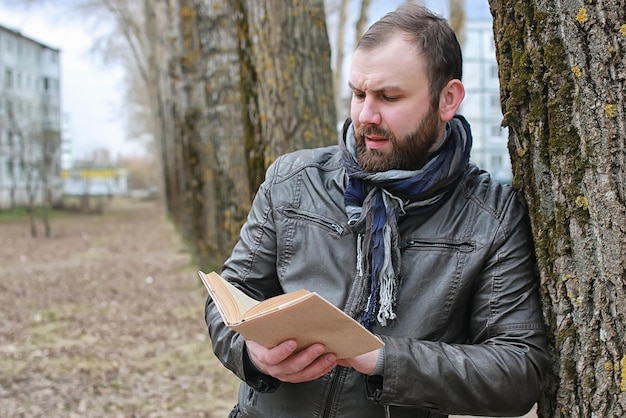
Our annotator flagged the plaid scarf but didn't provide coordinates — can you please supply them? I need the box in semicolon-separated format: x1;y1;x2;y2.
340;115;473;329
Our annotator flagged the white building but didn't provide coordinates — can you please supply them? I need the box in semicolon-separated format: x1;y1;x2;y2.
0;23;63;208
460;1;512;183
63;166;129;197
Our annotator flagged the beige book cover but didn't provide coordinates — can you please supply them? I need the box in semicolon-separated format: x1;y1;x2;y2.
199;271;384;359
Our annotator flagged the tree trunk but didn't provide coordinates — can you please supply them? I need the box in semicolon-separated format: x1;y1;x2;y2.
449;0;465;46
355;0;372;46
165;0;253;265
242;0;337;164
142;0;176;219
489;0;626;416
333;0;350;120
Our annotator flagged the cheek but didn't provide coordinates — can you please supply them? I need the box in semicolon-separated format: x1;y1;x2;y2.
383;113;411;138
387;106;427;136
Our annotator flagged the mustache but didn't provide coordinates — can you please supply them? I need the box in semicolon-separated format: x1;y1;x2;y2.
354;124;395;141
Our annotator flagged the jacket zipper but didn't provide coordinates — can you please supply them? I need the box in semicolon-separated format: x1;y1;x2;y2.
282;207;345;235
403;239;474;252
321;366;345;418
321;368;392;418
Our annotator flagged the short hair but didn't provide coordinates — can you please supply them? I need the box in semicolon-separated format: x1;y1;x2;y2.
356;3;463;106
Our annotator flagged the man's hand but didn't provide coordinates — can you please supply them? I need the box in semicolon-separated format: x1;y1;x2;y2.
245;339;338;383
337;349;380;375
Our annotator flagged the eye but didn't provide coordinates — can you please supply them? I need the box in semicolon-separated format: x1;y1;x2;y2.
352;91;366;100
383;95;399;102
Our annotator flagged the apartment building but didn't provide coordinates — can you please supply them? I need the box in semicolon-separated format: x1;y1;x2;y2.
0;23;63;208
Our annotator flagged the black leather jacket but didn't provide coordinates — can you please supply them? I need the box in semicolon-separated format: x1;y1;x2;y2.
206;145;549;417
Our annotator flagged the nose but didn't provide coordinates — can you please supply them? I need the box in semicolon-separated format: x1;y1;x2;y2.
357;97;381;125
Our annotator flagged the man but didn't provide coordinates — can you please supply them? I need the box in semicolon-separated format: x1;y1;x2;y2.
206;4;549;417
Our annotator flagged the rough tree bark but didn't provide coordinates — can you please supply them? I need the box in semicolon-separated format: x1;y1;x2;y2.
242;0;337;165
163;0;336;265
489;0;626;416
164;0;249;265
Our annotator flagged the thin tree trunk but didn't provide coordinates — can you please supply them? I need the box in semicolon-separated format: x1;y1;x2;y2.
449;0;465;46
355;0;372;46
333;0;350;121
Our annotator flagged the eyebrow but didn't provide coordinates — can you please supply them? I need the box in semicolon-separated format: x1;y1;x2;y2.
348;81;403;94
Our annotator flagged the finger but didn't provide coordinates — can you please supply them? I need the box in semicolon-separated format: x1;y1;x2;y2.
281;352;338;383
246;339;297;368
274;344;335;381
274;343;325;374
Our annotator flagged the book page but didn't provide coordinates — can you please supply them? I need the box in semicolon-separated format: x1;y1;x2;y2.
244;289;311;319
200;271;260;323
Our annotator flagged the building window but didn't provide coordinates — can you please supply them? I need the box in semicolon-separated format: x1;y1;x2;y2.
491;125;503;137
490;95;500;110
4;68;13;88
490;64;498;80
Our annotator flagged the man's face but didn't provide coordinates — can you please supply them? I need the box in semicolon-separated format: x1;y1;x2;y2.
349;35;444;172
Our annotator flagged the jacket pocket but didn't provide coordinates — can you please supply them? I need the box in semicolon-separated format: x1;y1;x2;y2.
402;238;475;253
280;207;346;235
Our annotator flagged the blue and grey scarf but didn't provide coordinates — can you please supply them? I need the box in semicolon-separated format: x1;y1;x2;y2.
340;115;473;329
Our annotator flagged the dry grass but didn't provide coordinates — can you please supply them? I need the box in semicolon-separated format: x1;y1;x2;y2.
0;198;238;417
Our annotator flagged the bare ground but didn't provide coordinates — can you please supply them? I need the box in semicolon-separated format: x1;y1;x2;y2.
0;198;239;418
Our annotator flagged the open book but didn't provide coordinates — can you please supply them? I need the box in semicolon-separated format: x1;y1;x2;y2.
199;271;384;359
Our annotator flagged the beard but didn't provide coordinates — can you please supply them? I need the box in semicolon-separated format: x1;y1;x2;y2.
354;106;441;172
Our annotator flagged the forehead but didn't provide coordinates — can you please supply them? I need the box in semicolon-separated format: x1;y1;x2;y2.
350;36;426;90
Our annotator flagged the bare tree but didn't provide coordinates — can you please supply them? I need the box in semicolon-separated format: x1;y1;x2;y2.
6;104;57;237
449;0;465;46
332;0;350;120
490;0;626;416
354;0;372;46
4;128;18;210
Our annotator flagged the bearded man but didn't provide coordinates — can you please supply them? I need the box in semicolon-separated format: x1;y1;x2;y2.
206;4;549;417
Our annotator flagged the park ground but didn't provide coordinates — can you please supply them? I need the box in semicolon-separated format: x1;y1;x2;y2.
0;197;537;418
0;198;238;417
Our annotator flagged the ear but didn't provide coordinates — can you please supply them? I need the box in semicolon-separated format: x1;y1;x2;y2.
438;79;465;122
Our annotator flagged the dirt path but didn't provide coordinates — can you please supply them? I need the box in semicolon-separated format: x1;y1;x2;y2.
0;198;238;417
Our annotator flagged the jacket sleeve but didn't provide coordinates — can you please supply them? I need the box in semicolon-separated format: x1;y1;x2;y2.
366;192;550;417
205;160;284;393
